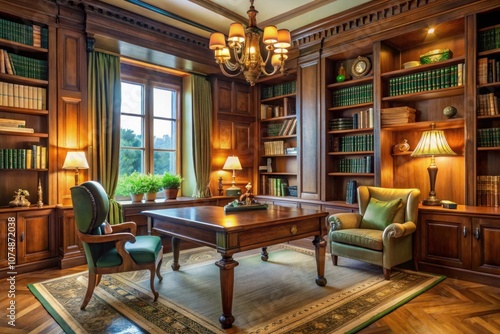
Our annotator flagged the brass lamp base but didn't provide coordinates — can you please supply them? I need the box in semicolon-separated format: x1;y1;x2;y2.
422;196;441;206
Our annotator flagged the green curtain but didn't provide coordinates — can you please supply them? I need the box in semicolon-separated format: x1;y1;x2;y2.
190;75;213;198
87;51;123;224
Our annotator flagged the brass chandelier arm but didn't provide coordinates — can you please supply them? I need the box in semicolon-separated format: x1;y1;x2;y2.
219;62;244;77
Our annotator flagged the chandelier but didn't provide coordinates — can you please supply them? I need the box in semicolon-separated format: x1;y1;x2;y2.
209;0;291;86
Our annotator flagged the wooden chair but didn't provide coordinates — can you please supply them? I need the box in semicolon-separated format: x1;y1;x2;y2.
328;186;420;280
70;181;163;309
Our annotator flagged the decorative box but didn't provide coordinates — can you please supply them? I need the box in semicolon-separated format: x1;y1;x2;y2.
420;49;452;64
287;186;298;197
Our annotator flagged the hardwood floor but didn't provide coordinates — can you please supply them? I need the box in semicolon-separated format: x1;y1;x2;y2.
1;240;499;334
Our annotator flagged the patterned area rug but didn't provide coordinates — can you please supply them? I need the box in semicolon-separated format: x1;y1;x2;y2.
29;244;444;333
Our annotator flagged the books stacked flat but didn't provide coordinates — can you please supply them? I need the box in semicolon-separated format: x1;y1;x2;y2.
381;107;416;126
329;118;353;130
0;118;34;133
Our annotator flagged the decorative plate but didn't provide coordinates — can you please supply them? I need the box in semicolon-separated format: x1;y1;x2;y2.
351;56;371;79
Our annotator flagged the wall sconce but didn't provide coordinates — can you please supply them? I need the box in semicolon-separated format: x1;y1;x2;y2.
411;123;456;205
223;156;242;196
63;151;89;186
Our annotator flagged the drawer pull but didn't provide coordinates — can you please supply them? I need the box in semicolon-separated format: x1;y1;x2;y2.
463;226;467;237
290;225;297;235
475;227;480;240
20;232;24;242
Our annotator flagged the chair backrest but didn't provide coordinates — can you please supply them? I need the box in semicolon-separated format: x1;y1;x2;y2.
357;186;420;224
71;181;110;234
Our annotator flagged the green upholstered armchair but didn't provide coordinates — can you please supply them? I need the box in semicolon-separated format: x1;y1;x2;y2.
328;186;420;280
70;181;163;309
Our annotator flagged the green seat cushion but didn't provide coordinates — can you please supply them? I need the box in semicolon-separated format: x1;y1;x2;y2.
360;197;403;230
96;235;162;268
330;229;383;251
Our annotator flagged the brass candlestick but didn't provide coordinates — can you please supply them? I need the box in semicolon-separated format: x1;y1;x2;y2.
37;178;44;207
218;177;223;196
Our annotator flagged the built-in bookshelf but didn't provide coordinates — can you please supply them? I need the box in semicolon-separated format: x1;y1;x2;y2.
476;9;500;207
258;77;297;197
0;13;51;205
323;49;375;203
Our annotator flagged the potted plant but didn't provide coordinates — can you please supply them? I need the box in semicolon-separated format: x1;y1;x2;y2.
161;172;183;199
116;172;149;202
143;174;163;201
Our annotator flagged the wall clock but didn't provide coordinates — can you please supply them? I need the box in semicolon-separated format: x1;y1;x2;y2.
351;56;371;79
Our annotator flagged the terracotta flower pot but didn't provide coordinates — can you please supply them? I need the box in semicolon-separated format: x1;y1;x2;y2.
164;188;178;200
130;193;144;202
145;192;157;201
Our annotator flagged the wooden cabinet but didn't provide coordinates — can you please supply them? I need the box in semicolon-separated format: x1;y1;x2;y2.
419;206;500;286
258;77;297;197
0;207;57;277
56;207;85;269
322;43;375;204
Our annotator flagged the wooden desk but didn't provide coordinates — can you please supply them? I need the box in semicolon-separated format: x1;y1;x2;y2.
142;205;329;328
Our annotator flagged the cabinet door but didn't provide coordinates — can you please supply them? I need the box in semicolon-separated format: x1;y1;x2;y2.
419;213;471;269
471;217;500;275
57;208;85;269
17;209;55;264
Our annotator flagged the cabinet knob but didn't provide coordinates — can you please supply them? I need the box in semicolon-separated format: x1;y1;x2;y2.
463;226;467;237
20;232;24;242
475;227;480;240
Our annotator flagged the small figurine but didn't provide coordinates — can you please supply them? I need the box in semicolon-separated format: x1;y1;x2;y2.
217;176;223;196
393;139;410;154
337;63;346;82
239;182;255;205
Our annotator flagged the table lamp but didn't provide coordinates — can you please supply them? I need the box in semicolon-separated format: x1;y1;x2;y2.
411;123;456;205
223;156;242;196
63;151;89;186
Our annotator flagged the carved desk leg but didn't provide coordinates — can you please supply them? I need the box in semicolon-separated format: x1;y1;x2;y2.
216;254;239;328
171;237;180;271
313;235;327;286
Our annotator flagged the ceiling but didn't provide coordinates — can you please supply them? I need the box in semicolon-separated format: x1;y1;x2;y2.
98;0;373;38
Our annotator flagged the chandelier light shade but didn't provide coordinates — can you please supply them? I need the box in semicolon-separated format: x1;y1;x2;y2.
209;0;291;86
223;156;243;196
411;123;456;205
63;151;89;186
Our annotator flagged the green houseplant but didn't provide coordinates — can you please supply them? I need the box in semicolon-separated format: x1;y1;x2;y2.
143;174;163;201
161;172;183;199
116;172;150;202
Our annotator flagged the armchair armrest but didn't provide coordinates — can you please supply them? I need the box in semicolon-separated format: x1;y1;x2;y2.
77;231;136;244
382;221;416;241
111;221;137;235
328;213;362;231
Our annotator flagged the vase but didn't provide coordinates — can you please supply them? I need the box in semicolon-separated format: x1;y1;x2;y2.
130;193;144;202
145;192;157;201
164;188;178;200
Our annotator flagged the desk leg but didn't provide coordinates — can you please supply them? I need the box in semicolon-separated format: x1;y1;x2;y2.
313;235;327;286
260;247;268;261
215;255;239;328
171;237;180;271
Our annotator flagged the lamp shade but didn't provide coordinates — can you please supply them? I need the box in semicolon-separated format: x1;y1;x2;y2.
223;156;242;170
411;124;456;157
63;151;89;169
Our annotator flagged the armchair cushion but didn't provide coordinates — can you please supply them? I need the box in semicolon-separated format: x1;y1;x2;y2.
330;229;383;251
96;235;163;268
360;197;403;230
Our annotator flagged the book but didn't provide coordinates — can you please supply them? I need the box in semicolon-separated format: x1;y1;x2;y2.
0;49;4;73
0;118;26;127
0;126;34;133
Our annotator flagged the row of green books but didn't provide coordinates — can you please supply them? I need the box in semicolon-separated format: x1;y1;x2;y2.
7;52;48;80
261;81;296;99
476;175;499;207
388;64;463;96
0;81;47;110
337;156;373;173
332;83;373;107
332;134;374;153
260;175;289;196
0;146;47;169
0;18;48;48
478;25;500;52
477;128;500;147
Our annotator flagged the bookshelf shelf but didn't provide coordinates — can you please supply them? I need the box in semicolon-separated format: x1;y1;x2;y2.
261;93;296;103
260;172;297;176
0;106;48;115
382;86;464;102
260;115;296;123
0;131;48;137
0;73;48;87
328;102;373;112
0;37;48;54
380;57;465;79
326;76;373;89
327;128;373;135
328;151;374;156
381;118;464;131
328;172;375;176
262;154;297;157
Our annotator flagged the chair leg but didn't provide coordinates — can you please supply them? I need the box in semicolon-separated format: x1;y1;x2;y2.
149;268;159;301
156;258;163;282
95;274;102;286
81;272;98;310
383;268;391;280
332;255;338;266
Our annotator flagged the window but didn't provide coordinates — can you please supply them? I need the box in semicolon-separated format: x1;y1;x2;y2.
119;63;182;177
